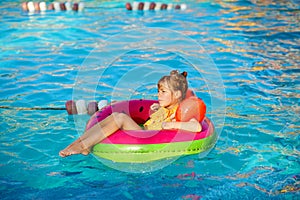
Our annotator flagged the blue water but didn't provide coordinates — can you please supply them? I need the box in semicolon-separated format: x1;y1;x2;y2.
1;0;299;199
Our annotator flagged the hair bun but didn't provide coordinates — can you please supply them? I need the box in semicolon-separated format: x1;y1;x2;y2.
181;71;187;78
170;70;179;76
169;70;188;78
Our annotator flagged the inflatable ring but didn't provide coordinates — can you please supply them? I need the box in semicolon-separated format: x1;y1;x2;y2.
86;99;217;163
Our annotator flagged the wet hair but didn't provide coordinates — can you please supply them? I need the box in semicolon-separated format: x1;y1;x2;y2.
158;70;188;101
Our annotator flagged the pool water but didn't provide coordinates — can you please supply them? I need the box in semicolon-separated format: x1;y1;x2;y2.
1;0;299;199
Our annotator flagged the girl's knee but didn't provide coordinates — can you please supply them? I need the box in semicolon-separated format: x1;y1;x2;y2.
111;112;131;128
111;112;129;121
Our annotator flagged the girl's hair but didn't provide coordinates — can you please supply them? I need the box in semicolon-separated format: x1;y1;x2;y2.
158;70;188;101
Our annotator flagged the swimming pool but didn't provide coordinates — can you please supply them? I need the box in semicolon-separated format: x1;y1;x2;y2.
1;0;299;199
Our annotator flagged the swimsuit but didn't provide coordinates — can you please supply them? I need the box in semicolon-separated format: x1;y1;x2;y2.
144;105;178;130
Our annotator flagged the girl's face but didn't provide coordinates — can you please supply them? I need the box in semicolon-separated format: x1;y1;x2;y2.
157;83;179;109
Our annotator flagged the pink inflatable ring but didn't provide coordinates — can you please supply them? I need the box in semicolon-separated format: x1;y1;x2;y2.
86;99;217;163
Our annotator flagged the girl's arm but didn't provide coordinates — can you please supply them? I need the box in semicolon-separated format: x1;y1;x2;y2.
162;118;202;132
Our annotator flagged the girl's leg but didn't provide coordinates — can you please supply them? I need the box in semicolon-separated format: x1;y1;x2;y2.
59;112;142;157
59;115;116;157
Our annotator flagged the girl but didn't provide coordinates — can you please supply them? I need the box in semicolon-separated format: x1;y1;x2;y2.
59;70;202;157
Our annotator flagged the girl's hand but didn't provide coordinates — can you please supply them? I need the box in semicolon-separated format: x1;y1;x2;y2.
170;112;176;121
150;103;160;112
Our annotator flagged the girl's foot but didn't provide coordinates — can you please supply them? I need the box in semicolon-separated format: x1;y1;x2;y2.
59;141;90;157
59;148;90;157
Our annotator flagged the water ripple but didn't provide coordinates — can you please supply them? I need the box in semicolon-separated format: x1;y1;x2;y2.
0;0;299;199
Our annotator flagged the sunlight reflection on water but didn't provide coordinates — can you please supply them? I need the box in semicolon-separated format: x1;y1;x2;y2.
0;0;299;199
